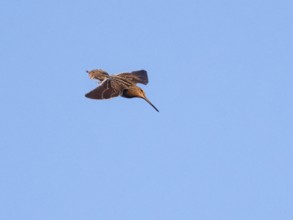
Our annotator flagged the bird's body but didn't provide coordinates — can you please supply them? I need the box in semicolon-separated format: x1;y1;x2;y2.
85;69;159;112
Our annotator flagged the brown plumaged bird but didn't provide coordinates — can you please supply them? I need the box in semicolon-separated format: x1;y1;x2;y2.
85;69;159;112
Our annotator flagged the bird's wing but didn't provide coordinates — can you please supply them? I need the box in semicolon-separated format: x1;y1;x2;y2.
116;70;148;85
85;79;124;99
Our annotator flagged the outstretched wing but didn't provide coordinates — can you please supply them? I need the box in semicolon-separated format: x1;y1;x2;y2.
85;79;124;99
116;70;148;85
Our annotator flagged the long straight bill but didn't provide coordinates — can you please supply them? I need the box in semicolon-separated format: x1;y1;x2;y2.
143;97;159;112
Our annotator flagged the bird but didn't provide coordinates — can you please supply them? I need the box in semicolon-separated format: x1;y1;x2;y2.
85;69;159;112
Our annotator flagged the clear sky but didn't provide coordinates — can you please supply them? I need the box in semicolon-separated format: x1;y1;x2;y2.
1;0;292;219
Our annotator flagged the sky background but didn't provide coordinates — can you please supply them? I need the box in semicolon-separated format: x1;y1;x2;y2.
1;0;293;219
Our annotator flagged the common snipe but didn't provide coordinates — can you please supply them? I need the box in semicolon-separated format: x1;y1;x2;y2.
85;69;159;112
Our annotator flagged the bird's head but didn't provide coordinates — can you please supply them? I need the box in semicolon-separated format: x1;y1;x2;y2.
124;86;159;112
122;86;145;99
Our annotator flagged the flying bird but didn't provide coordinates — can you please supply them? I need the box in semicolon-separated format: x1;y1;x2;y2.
85;69;159;112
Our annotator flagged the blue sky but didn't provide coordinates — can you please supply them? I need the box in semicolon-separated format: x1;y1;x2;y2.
1;0;293;219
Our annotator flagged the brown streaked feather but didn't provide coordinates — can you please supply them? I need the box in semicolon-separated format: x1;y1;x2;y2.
116;70;148;85
85;79;124;99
